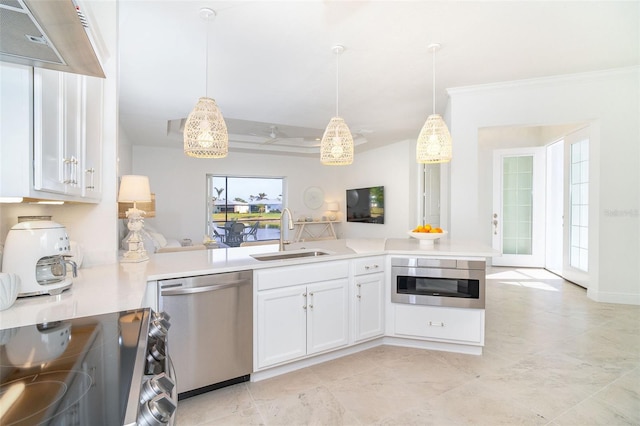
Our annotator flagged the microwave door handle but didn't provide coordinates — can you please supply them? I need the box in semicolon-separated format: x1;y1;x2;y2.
161;280;246;296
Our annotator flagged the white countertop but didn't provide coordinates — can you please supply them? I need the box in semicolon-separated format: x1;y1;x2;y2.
0;238;497;330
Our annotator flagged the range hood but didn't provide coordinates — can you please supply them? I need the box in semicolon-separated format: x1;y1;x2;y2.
0;0;105;78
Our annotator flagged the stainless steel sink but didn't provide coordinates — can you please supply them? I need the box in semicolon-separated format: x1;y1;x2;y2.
251;250;331;261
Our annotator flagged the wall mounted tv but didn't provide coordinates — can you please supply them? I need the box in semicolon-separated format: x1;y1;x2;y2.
346;186;384;224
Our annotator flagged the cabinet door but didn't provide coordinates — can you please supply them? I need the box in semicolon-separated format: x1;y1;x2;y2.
354;272;385;342
62;72;82;196
307;279;349;355
257;285;307;368
82;76;103;199
33;67;65;193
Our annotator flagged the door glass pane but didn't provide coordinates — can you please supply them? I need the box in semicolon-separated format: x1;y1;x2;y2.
502;155;533;255
570;139;589;272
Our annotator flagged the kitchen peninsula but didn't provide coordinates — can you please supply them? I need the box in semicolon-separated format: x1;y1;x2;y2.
0;238;497;380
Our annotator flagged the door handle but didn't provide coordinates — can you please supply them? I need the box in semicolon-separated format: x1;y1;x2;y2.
161;280;247;296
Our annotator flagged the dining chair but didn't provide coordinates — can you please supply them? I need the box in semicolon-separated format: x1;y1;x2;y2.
226;222;245;247
210;223;224;242
244;221;260;241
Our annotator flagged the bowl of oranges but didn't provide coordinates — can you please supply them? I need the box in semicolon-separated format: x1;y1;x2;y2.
408;224;447;247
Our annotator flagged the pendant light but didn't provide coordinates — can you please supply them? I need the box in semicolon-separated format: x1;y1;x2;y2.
416;43;452;164
184;8;228;159
320;45;354;166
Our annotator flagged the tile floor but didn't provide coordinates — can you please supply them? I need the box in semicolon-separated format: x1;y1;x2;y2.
175;267;640;425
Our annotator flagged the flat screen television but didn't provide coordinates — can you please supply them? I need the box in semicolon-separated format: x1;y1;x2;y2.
346;186;384;224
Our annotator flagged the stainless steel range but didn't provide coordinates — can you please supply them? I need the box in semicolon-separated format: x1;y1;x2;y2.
0;308;177;425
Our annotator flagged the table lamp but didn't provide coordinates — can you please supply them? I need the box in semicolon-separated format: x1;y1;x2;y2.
118;175;152;262
327;202;339;221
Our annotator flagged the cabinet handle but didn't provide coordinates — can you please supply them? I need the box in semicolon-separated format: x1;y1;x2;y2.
85;167;95;190
364;264;379;270
63;157;79;185
428;321;445;327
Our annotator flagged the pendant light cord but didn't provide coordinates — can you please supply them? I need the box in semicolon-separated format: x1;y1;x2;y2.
205;15;210;98
432;47;436;115
335;48;340;117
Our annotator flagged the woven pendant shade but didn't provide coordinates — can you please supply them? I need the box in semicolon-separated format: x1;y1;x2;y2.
320;117;354;165
416;43;452;164
416;113;452;163
184;97;228;158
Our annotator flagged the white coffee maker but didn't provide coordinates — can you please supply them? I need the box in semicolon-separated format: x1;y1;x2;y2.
2;221;77;297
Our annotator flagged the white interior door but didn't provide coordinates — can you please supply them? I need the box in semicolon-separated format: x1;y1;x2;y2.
492;147;545;267
545;140;564;275
562;127;590;288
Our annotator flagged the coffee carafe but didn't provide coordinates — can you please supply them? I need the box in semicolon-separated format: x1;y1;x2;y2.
1;221;77;297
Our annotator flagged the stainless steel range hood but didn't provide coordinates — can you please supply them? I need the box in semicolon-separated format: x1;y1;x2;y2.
0;0;105;78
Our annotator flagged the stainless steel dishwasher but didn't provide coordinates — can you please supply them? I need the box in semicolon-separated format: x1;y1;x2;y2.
157;270;253;399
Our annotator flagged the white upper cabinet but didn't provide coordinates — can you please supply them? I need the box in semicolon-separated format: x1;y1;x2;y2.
82;74;103;199
0;62;103;202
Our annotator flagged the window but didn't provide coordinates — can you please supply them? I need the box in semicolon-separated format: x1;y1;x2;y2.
206;175;285;246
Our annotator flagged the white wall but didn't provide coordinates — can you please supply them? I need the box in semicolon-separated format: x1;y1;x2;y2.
448;67;640;304
339;139;417;239
132;138;417;244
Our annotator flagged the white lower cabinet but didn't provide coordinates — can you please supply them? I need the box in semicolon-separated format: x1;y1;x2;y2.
256;261;349;369
352;257;385;343
255;256;486;373
394;304;485;345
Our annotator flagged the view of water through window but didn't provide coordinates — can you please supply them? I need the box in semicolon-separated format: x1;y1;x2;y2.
206;175;285;247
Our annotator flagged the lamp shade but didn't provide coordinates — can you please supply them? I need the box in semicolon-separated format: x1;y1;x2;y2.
416;114;452;164
327;202;339;211
320;117;354;165
184;97;228;158
118;175;151;203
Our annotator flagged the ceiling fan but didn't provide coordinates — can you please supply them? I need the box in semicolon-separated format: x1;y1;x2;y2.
262;126;289;144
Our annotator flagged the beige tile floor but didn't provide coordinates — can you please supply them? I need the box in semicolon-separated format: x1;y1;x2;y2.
176;267;640;425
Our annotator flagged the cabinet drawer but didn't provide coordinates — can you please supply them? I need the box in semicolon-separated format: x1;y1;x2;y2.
353;256;385;276
394;304;484;344
256;260;349;291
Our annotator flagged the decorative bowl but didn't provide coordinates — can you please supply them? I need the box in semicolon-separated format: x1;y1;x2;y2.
407;230;448;247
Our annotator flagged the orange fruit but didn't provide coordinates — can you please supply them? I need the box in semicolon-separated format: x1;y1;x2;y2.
424;224;432;232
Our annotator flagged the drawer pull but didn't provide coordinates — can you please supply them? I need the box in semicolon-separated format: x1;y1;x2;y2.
428;321;445;327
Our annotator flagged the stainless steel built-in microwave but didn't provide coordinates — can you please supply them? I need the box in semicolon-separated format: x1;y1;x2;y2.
391;258;486;309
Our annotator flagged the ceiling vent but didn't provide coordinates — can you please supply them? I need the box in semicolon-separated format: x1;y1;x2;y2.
0;0;105;78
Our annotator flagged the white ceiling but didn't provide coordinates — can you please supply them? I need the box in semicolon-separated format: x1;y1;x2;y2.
117;1;639;156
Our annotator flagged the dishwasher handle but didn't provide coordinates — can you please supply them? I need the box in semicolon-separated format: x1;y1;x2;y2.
161;279;248;296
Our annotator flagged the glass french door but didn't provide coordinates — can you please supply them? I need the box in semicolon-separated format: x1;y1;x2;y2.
492;147;545;267
562;127;590;288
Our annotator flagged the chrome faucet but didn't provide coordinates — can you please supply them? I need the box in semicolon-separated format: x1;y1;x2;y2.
279;208;294;251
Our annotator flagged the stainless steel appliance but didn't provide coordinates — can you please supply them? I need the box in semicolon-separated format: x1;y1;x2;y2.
0;308;177;425
1;220;77;297
158;270;253;398
391;258;486;309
